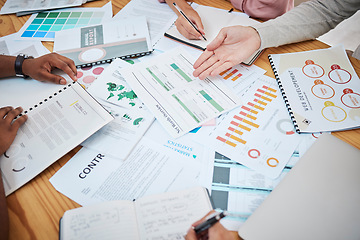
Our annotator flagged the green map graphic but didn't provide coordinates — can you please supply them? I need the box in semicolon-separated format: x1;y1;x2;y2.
106;82;137;106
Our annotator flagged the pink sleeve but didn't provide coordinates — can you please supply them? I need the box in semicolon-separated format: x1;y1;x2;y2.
230;0;294;20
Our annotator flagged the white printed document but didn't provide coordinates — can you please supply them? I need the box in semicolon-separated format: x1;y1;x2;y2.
121;47;242;138
50;137;201;206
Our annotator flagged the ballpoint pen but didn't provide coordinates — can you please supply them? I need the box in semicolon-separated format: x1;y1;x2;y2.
172;2;207;41
193;211;248;234
193;211;226;234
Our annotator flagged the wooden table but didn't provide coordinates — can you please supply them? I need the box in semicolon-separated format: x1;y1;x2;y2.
1;0;360;239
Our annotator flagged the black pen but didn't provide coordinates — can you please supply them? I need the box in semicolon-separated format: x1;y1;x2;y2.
172;2;207;41
193;211;226;234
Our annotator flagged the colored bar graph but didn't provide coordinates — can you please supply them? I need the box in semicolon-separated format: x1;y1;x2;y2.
248;102;265;111
230;121;251;132
257;88;277;98
224;69;238;80
220;68;230;76
231;73;242;81
226;132;246;144
199;90;224;112
254;98;267;106
241;105;258;115
172;94;200;123
234;115;259;128
217;136;237;147
240;111;257;120
146;67;169;91
170;63;193;82
228;127;243;135
262;85;277;92
255;93;272;102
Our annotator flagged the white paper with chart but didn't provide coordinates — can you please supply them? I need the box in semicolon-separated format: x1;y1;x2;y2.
269;45;360;133
121;47;242;138
195;75;303;178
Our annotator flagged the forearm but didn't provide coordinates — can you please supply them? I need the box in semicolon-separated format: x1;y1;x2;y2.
0;56;16;79
253;0;360;49
164;0;194;16
0;171;9;240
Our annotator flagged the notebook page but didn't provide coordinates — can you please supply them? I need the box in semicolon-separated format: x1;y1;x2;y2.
135;187;212;239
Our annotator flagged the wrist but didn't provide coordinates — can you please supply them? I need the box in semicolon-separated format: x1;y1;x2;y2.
15;54;34;79
21;57;34;79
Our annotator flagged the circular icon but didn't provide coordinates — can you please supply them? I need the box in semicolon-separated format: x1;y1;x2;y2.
79;47;106;63
302;63;325;78
12;158;28;172
328;68;351;84
341;89;360;108
322;101;347;122
276;119;295;135
4;145;21;158
248;149;260;159
311;81;335;99
267;158;279;167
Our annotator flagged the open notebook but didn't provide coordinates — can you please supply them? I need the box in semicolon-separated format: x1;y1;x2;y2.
238;134;360;240
164;5;263;65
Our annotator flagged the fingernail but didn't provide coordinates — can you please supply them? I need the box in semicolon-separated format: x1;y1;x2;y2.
60;79;66;85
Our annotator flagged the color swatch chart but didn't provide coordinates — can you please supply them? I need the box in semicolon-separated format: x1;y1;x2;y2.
20;10;107;41
195;76;303;178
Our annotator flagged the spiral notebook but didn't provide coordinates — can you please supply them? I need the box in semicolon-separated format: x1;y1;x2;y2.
0;79;114;196
268;45;360;133
54;16;153;67
164;5;263;65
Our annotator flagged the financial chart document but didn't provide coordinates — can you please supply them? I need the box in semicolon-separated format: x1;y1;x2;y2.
121;47;242;138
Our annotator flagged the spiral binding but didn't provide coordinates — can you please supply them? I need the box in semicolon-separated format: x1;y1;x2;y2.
18;82;76;118
76;51;153;68
268;54;300;133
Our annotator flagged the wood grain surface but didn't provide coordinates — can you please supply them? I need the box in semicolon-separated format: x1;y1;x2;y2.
0;0;359;239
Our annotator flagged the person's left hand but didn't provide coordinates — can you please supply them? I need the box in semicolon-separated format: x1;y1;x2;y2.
22;52;77;85
0;106;28;156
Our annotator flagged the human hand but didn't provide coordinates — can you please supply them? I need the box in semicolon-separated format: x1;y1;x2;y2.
185;211;238;240
175;6;205;40
193;26;261;80
158;0;166;2
0;107;28;156
22;52;77;85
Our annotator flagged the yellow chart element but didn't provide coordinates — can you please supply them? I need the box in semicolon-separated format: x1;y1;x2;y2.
70;100;79;106
226;133;246;144
267;158;279;167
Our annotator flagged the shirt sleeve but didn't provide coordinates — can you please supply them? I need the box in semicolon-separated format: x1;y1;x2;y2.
252;0;360;50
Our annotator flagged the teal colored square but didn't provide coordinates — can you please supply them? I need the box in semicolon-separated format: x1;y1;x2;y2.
21;31;35;37
50;25;63;31
27;24;40;31
59;12;70;18
55;19;66;25
62;25;75;30
31;18;44;24
70;12;81;18
66;18;78;25
33;31;47;38
45;32;55;38
77;18;89;25
48;12;59;18
89;18;101;25
92;12;104;18
36;12;48;18
39;25;51;31
43;18;55;24
81;12;93;18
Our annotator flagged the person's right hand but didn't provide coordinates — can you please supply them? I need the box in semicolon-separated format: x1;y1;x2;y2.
193;26;261;80
0;106;27;156
175;6;205;40
22;52;77;85
185;211;239;240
